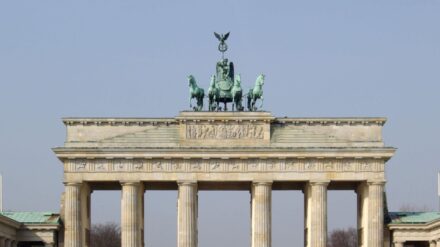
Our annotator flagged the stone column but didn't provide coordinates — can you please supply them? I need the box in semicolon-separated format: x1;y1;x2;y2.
64;182;83;247
177;181;198;247
430;240;436;247
357;183;368;247
304;180;329;247
81;183;92;247
367;181;385;247
393;241;404;247
436;239;440;247
11;241;17;247
121;181;144;247
3;240;10;247
251;181;272;247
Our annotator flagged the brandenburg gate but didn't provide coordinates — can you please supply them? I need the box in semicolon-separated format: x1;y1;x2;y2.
53;33;395;247
53;111;395;247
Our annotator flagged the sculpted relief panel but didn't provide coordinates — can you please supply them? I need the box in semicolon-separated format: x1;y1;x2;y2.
65;158;384;173
186;124;264;139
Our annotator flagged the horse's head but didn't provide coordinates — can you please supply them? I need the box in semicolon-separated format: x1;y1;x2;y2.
234;74;241;87
188;75;196;87
209;75;216;87
256;74;265;87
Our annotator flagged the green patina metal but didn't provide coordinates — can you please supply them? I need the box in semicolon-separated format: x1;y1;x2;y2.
0;211;60;225
247;74;265;111
188;32;265;112
388;211;440;224
188;75;204;111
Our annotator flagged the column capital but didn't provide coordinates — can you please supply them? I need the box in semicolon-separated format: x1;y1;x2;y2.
64;181;82;186
309;180;330;186
393;241;405;247
120;181;142;186
252;180;273;186
177;180;198;186
367;180;386;186
44;241;55;247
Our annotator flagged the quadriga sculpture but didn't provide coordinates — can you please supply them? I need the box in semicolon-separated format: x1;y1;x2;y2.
187;32;265;112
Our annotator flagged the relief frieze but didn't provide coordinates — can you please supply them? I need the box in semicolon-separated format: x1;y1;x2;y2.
186;124;264;139
66;158;384;173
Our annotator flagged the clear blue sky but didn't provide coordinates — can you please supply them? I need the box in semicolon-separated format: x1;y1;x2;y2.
1;1;439;246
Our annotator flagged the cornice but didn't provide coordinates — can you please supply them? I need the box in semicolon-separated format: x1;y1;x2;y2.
52;147;396;161
0;214;21;229
62;118;176;126
21;224;60;230
62;116;387;127
388;218;440;231
273;117;386;126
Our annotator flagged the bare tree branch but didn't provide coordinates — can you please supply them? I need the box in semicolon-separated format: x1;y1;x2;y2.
90;222;121;247
327;227;357;247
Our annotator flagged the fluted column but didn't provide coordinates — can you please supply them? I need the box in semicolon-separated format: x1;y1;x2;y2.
251;181;272;247
430;240;437;247
178;181;198;247
436;239;440;247
4;240;10;247
304;180;329;247
393;241;404;247
367;181;385;247
357;183;368;247
11;241;17;247
121;181;144;247
65;182;83;247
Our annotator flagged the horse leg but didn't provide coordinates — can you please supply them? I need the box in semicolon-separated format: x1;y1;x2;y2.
259;96;264;109
198;97;203;111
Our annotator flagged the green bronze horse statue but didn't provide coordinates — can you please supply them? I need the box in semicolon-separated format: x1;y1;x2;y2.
188;75;204;111
247;74;265;111
208;75;219;111
232;74;244;111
